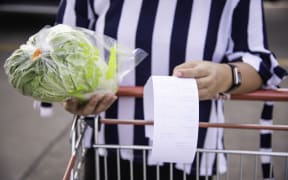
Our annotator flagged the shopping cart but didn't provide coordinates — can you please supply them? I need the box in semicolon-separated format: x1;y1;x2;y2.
63;87;288;180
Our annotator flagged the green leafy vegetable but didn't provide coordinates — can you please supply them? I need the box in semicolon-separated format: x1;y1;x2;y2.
4;24;118;102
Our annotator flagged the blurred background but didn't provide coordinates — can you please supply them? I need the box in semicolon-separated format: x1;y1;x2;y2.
0;0;288;180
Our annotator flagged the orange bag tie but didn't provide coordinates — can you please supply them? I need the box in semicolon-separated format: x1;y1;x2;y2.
32;48;41;62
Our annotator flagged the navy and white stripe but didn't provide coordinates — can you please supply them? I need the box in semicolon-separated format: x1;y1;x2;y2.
260;101;275;180
38;0;288;177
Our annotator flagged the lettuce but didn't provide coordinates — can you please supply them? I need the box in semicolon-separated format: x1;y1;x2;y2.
3;24;121;102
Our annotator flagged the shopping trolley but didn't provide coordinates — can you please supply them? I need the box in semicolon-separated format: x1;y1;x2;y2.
63;87;288;180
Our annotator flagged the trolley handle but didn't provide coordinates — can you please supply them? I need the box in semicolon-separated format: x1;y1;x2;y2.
117;86;288;101
100;119;288;131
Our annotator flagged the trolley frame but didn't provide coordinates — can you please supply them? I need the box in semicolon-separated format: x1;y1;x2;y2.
63;87;288;180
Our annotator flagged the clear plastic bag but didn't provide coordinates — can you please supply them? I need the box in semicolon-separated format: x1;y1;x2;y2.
3;24;147;102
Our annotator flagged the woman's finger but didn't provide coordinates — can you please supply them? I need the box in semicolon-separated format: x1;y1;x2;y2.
63;98;78;114
93;94;117;114
196;77;211;89
175;67;208;78
174;61;202;70
198;89;208;100
80;94;104;115
198;88;216;100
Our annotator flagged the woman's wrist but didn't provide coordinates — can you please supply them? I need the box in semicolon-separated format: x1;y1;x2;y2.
218;63;234;93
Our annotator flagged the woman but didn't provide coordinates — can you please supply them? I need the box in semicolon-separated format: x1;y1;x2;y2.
57;0;287;179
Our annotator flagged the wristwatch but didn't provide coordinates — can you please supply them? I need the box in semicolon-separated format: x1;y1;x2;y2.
225;63;242;93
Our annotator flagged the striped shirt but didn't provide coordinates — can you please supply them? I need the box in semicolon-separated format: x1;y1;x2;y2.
54;0;287;176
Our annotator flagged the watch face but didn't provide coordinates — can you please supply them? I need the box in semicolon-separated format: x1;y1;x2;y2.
229;64;241;86
233;67;241;86
236;70;242;86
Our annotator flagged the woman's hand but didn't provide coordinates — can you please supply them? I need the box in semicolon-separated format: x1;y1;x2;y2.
173;61;232;100
63;93;117;116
